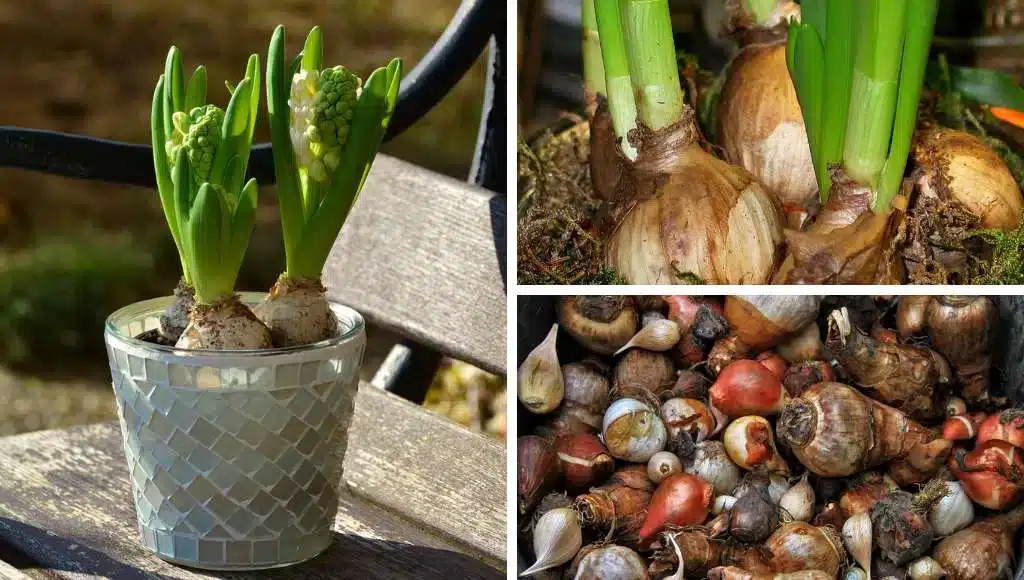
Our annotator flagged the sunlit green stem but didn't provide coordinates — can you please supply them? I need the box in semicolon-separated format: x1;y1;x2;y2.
842;0;907;187
621;0;683;130
594;0;638;160
582;0;606;98
875;0;939;212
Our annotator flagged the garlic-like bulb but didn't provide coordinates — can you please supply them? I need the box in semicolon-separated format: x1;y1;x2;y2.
928;480;974;537
914;127;1024;229
779;474;815;522
518;323;564;414
718;40;817;212
908;557;946;580
842;512;872;580
684;440;742;496
558;296;638;355
642;310;666;327
602;398;668;463
712;494;738;515
573;545;649;580
723;416;790;474
648;451;683;484
615;318;681;355
521;507;583;576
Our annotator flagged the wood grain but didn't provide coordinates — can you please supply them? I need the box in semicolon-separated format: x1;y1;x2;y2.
323;155;507;376
0;385;504;579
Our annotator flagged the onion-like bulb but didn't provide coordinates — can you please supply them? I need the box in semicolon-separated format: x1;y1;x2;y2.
647;451;683;484
779;474;815;522
638;473;714;546
724;296;822;351
602;398;668;463
518;436;561;515
708;568;833;580
662;398;717;443
575;466;654;546
933;503;1024;580
548;360;610;437
682;440;743;496
948;440;1024;510
913;127;1024;230
711;359;786;417
521;507;582;577
777;383;942;478
765;522;845;577
615;318;681;355
925;296;998;406
723;415;790;474
554;433;615;492
572;545;649;580
517;323;563;414
977;409;1024;448
907;557;946;580
718;37;817;214
602;110;785;284
558;296;638;355
941;412;986;442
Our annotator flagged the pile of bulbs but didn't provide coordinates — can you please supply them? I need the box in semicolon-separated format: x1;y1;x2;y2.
518;295;1023;580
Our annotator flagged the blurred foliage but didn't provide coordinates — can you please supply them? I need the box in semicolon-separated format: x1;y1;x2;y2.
423;359;506;440
0;233;158;374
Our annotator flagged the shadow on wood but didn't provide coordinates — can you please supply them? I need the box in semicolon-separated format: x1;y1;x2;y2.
0;517;500;580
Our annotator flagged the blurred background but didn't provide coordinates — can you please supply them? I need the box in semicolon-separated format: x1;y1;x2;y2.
0;0;504;439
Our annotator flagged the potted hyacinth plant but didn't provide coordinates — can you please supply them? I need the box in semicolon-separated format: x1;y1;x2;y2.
103;26;400;570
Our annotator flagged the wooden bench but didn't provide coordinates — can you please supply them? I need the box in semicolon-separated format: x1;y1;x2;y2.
0;154;508;579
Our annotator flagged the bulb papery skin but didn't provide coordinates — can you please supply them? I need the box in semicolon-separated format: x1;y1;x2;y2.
517;324;564;414
602;398;668;463
548;361;610;436
638;473;713;547
176;295;273;350
926;296;997;407
575;465;654;546
559;296;638;355
779;474;815;522
913;127;1024;230
765;522;845;577
934;504;1024;580
572;545;650;580
254;276;338;347
778;383;940;478
977;410;1024;448
725;296;822;351
907;557;946;580
718;40;817;212
603;115;784;285
662;398;716;443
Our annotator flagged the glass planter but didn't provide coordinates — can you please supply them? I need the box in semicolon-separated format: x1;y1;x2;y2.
104;292;365;570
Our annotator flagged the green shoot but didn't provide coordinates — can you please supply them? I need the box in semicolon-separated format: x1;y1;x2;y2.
788;0;938;211
582;0;606;98
593;0;683;159
744;0;778;25
266;26;402;282
152;48;261;304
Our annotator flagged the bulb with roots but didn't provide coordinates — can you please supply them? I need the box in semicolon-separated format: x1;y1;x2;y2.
254;276;339;347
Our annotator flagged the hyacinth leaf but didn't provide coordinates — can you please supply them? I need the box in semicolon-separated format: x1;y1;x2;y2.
225;178;259;287
171;148;196;285
244;55;260;163
294;59;401;279
222;155;245;208
788;22;826;195
185;66;207;111
164;47;184;136
212;75;254;186
266;25;304;263
301;26;323;73
187;183;226;303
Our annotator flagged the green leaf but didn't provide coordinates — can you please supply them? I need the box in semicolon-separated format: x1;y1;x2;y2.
929;63;1024;111
301;26;323;72
225;178;259;283
188;183;226;303
788;22;827;196
267;25;306;274
211;77;252;184
165;47;185;112
222;155;245;206
185;66;207;111
171;148;195;283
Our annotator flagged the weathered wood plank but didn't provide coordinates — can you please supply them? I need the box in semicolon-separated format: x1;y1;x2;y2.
345;383;506;565
0;558;31;580
0;385;504;579
323;154;507;376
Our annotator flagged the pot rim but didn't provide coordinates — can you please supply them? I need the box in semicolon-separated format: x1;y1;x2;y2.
105;291;364;357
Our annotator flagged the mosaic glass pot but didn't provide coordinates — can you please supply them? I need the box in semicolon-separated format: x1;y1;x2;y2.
104;293;366;570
